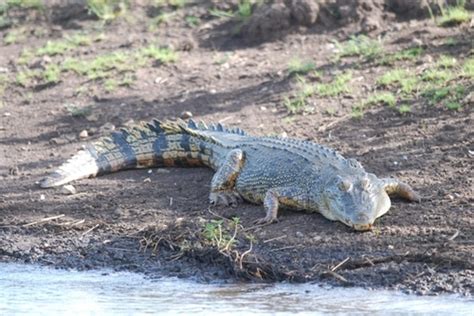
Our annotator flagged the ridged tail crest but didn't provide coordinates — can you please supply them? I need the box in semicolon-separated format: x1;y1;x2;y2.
39;119;246;188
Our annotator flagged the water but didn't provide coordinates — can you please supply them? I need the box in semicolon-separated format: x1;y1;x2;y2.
0;263;472;315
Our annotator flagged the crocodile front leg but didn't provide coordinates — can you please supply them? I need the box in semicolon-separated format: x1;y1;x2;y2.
255;187;308;225
209;149;244;207
381;178;421;202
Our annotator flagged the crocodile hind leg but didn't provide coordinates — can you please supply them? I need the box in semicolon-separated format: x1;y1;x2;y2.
209;149;244;207
381;178;421;202
255;187;308;225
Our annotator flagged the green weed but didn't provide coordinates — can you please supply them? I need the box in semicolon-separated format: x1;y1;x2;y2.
203;218;239;252
17;49;34;65
335;35;383;59
4;29;25;45
237;0;253;20
287;58;316;76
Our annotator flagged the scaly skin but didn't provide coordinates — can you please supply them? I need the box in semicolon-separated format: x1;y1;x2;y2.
40;119;420;231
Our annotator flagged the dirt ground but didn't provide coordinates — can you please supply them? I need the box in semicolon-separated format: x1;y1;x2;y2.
0;1;472;296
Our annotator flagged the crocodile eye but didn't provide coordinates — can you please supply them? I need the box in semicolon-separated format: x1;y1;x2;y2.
338;178;352;191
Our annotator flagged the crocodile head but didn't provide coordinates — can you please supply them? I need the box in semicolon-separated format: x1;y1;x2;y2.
318;173;391;231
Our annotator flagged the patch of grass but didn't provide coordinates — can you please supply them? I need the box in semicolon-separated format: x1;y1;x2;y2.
67;34;93;47
6;0;43;10
351;92;396;118
422;84;465;107
287;58;316;76
397;104;411;114
17;49;34;65
380;47;423;65
365;92;396;107
421;68;453;83
185;15;200;27
153;0;187;8
377;69;418;94
461;58;474;78
316;72;352;97
87;0;128;22
335;35;383;59
15;70;36;87
284;76;315;114
42;64;61;84
237;0;253;20
436;55;457;68
36;40;74;56
445;101;461;110
138;45;177;64
4;29;25;45
438;5;471;26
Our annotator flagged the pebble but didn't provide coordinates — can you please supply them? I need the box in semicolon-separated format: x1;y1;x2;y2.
143;178;151;183
40;194;45;201
60;185;76;195
79;130;88;139
180;111;193;119
295;231;304;238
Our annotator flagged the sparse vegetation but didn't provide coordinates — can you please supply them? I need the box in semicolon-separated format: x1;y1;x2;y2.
87;0;128;22
438;5;471;26
397;104;411;114
380;47;423;65
203;218;240;253
284;76;315;114
316;72;352;97
287;58;316;76
335;35;383;60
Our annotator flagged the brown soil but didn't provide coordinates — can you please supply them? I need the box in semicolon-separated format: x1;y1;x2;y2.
0;1;472;296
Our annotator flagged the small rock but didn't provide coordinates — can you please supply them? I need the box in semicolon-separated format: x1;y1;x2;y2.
4;112;11;117
147;169;153;174
260;106;267;111
99;122;115;134
180;111;193;119
143;177;151;183
295;231;304;238
79;130;88;139
280;131;288;138
61;185;76;195
40;194;46;201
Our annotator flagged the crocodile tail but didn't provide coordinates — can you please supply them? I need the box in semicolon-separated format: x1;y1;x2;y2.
39;119;211;188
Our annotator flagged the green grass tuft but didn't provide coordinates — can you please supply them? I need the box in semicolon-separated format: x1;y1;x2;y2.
397;104;411;114
438;6;471;26
287;58;316;76
316;72;352;97
87;0;128;22
336;35;383;59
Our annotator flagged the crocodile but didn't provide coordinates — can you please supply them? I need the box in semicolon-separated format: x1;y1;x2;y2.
40;119;420;231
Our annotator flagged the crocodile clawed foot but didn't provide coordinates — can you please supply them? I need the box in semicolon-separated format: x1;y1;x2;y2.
209;191;242;207
253;216;279;226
